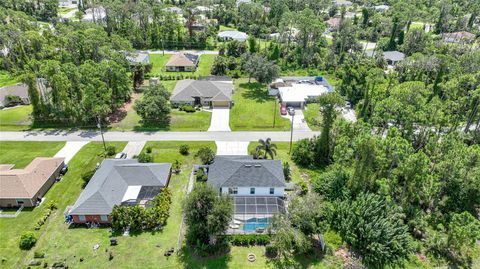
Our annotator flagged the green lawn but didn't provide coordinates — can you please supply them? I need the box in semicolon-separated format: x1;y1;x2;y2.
0;141;126;268
219;25;237;31
0;141;65;168
0;105;33;131
0;70;18;87
150;54;216;77
230;79;290;131
303;103;323;131
58;6;76;16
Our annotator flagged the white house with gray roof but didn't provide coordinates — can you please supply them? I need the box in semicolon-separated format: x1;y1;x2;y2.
218;30;248;42
207;156;286;197
67;159;171;224
170;79;234;108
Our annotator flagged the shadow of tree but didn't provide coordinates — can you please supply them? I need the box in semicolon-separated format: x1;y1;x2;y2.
177;245;232;269
266;249;326;269
239;82;271;103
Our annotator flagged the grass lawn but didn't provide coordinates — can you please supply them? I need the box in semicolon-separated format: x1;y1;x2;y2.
0;105;33;131
219;25;237;31
150;54;216;77
0;70;19;87
0;141;65;168
230;79;290;131
0;141;126;268
58;6;76;16
303;103;323;131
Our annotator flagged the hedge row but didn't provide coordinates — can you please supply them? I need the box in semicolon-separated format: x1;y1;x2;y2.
225;234;270;246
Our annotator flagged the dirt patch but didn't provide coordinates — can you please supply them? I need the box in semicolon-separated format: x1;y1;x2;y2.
107;93;140;123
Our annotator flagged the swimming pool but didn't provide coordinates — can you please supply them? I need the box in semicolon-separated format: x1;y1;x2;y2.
242;218;270;232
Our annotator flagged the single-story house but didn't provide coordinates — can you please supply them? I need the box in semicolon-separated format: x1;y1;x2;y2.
126;52;150;66
67;159;171;224
269;77;333;108
170;78;234;108
334;0;352;6
59;0;80;6
163;6;183;15
218;30;248;42
207;155;287;233
326;18;341;31
237;0;251;7
0;84;30;107
0;157;65;207
442;31;476;44
194;6;212;13
374;5;390;12
207;155;286;197
165;53;199;72
366;50;406;66
82;6;106;23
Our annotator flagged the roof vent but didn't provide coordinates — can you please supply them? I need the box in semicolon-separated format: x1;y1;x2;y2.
244;164;252;167
254;164;261;167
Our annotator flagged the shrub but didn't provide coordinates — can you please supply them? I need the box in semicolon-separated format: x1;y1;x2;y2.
226;234;270;246
4;95;22;107
195;169;208;181
179;144;190;155
173;160;181;173
106;146;116;156
19;232;37;250
291;138;315;167
298;180;308;195
81;170;96;188
137;152;153;163
146;146;152;153
181;104;196;113
265;244;278;258
283;162;291;181
34;251;45;258
195;147;215;165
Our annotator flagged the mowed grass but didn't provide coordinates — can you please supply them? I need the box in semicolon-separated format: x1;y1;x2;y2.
150;54;216;77
0;141;126;268
0;70;18;87
230;79;290;131
303;103;323;131
0;141;65;168
0;105;33;131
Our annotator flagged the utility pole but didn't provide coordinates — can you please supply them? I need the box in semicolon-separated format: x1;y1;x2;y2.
289;109;295;154
273;100;277;128
161;38;165;56
97;115;107;158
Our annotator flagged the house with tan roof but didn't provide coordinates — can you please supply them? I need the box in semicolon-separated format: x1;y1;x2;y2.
442;31;476;44
165;53;199;72
170;78;234;108
0;157;65;207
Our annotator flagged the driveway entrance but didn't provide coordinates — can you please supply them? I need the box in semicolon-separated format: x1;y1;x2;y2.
208;108;231;131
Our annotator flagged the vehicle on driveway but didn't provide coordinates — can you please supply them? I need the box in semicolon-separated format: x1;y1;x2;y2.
287;106;295;116
345;101;352;109
115;152;127;159
280;104;287;115
60;164;68;175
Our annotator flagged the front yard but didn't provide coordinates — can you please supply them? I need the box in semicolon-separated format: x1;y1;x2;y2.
0;141;65;168
230;79;291;131
0;105;33;131
149;54;216;77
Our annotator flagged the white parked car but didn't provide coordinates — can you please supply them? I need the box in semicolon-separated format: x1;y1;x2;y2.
115;152;127;159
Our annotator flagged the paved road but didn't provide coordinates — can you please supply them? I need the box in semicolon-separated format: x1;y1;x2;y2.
0;131;319;142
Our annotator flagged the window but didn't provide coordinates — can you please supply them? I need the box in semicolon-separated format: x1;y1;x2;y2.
100;215;108;222
228;187;238;194
250;188;255;194
79;215;86;222
269;188;275;195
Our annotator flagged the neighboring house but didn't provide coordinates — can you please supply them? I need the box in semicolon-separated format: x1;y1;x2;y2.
366;50;406;66
67;159;172;224
82;6;106;23
218;30;248;42
237;0;251;7
170;78;234;108
207;156;286;197
0;157;65;207
334;0;352;6
269;76;334;108
163;6;183;15
206;155;287;234
0;84;30;107
374;5;390;12
194;6;212;13
59;0;81;6
326;18;341;31
442;31;476;44
165;53;199;72
126;52;150;66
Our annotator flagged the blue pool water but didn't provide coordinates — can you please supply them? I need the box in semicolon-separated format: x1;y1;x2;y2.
242;218;270;232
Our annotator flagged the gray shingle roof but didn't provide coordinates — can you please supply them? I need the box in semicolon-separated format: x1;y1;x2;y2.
69;159;171;215
170;79;234;102
366;50;405;62
207;156;286;189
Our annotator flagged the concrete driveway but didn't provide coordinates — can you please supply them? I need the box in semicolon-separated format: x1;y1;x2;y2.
121;141;146;159
208;108;231;132
216;141;249;155
54;141;89;164
281;110;311;131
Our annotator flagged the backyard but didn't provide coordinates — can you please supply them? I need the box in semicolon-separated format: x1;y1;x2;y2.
149;54;216;77
230;79;290;131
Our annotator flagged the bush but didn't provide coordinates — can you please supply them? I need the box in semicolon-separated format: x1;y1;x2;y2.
34;251;45;258
291;138;315;167
195;169;208;181
283;162;291;181
179;144;190;155
265;244;278;258
81;170;96;188
106;146;116;156
146;146;152;154
137;152;153;163
298;180;308;195
226;234;270;246
195;147;215;165
19;232;37;250
180;104;196;113
4;95;22;107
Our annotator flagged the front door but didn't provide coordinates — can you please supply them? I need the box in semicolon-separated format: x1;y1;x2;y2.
193;97;201;106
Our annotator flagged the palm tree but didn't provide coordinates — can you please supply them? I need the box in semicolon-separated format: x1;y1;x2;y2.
256;138;277;159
